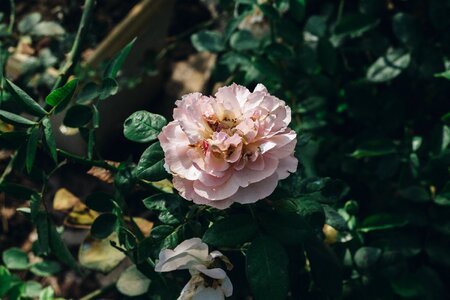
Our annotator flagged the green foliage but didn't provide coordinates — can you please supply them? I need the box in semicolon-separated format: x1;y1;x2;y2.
246;236;289;300
123;110;167;143
203;214;258;246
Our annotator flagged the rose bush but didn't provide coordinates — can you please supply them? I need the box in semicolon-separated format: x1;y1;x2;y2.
158;83;298;208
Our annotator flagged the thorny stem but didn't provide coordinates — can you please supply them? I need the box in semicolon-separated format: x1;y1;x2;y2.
52;0;95;90
57;149;119;172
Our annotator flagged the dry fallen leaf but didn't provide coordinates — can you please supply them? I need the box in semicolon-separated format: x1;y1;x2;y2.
78;233;126;273
53;188;80;211
0;150;14;161
126;217;153;237
150;179;174;194
63;202;98;229
86;160;120;184
0;121;14;133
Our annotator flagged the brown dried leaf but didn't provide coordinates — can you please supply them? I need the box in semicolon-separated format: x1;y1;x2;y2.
86;160;120;184
0;121;14;133
128;217;153;237
0;150;14;161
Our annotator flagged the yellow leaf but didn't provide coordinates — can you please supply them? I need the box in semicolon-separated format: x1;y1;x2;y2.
64;202;98;229
78;233;126;273
0;121;14;132
323;224;338;245
150;179;174;194
53;188;80;211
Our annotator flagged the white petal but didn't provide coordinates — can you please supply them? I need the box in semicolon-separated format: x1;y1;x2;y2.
192;287;225;300
194;265;226;279
155;238;210;272
220;275;233;297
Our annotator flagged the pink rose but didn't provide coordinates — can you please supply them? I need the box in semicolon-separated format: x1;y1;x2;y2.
158;83;298;209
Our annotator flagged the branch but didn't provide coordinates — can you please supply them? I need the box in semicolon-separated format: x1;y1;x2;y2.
52;0;96;89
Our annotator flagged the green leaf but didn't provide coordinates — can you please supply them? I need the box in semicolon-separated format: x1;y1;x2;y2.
23;281;42;298
334;13;379;38
31;21;65;36
39;286;55;300
104;38;137;78
290;197;325;229
290;0;306;21
45;79;78;107
48;222;80;273
191;30;225;52
261;212;310;245
30;261;61;276
150;225;174;240
392;13;420;46
434;70;450;80
36;212;50;255
99;77;119;100
203;214;258;247
426;238;450;267
76;82;99;104
305;15;327;37
366;48;411;82
0;266;16;297
246;236;289;300
135;142;164;179
350;140;396;158
398;186;430;203
230;30;260;51
142;193;178;211
91;213;118;239
160;228;180;249
26;126;40;173
391;266;445;300
18;12;42;34
2;248;29;270
85;192;116;213
317;38;338;74
92;105;100;128
123;110;167;143
0;110;37;126
63;104;93;128
359;213;408;233
116;265;151;296
42;118;57;163
4;79;48;117
305;237;342;297
353;247;382;269
323;205;348;231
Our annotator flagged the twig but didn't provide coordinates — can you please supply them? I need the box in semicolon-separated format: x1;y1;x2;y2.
52;0;95;89
7;0;15;34
57;149;119;172
79;283;116;300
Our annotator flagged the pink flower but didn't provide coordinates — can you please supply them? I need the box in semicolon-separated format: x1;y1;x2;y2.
155;238;233;300
158;83;298;209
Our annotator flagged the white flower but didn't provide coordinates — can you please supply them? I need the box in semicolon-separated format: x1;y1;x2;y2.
155;238;233;300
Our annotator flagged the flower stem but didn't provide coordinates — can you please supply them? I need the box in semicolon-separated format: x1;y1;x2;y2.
52;0;95;90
